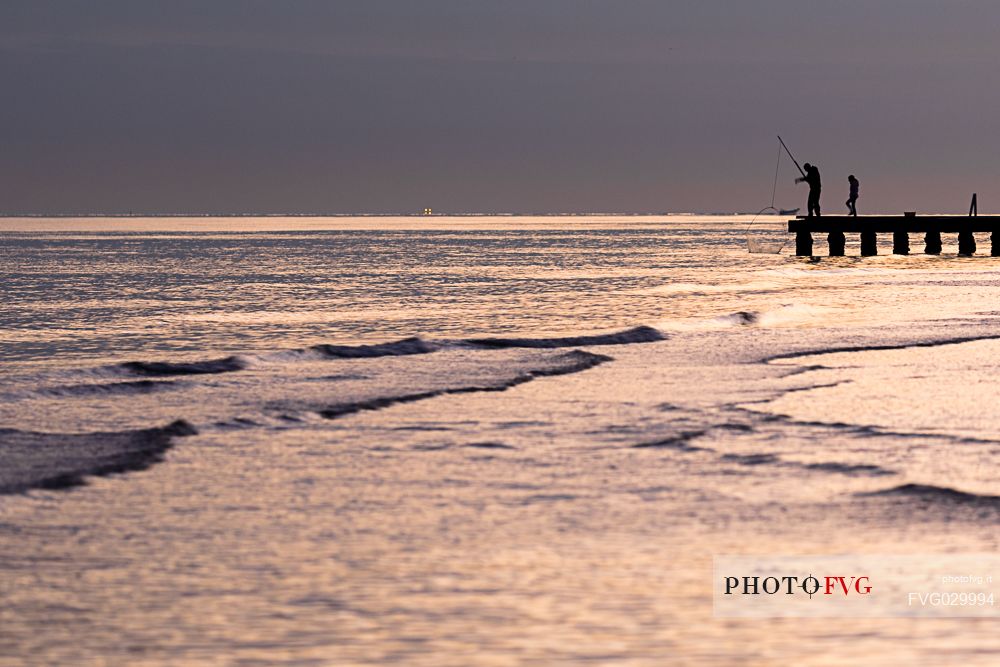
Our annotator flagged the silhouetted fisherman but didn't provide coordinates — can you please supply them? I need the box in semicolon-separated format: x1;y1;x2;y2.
846;175;859;216
795;163;822;217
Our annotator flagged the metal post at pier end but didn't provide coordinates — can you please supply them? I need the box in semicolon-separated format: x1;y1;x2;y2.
827;231;846;256
795;230;813;256
892;231;909;255
860;230;877;256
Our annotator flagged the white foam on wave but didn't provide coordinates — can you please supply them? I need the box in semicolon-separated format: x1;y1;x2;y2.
754;265;897;278
755;303;832;327
635;281;785;296
656;303;833;332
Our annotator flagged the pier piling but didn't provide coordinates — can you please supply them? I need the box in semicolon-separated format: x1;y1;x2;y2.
958;231;977;256
795;231;813;257
860;231;878;256
892;231;909;255
828;231;846;256
788;215;1000;257
924;231;942;254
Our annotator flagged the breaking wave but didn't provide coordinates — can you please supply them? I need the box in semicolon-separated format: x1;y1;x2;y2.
860;483;1000;506
716;311;759;326
310;350;611;420
764;334;1000;363
803;462;895;476
39;380;182;398
115;356;249;377
463;325;665;349
17;325;669;496
86;326;665;379
632;431;710;451
0;420;197;495
308;337;438;358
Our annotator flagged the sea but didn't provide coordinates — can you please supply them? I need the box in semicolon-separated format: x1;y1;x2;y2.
1;215;999;665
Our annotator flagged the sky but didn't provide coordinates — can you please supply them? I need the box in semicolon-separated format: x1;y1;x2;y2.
3;1;1000;214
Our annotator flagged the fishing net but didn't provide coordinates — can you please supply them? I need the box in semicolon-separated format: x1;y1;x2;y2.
747;238;786;254
745;206;788;254
744;138;797;254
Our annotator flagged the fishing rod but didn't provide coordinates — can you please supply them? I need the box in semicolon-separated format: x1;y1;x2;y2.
777;135;806;178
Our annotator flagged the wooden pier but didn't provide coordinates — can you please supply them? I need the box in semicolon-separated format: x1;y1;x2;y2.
788;215;1000;257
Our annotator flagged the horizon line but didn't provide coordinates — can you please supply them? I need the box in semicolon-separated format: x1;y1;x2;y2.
1;211;988;219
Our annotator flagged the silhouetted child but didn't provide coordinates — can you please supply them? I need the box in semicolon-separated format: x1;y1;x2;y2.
846;175;859;216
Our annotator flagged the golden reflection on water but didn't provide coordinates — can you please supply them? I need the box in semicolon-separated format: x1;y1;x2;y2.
2;217;1000;665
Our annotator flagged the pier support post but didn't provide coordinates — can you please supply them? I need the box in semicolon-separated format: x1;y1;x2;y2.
827;231;845;256
958;231;976;256
925;231;942;255
795;231;813;256
860;231;877;256
992;229;1000;256
892;231;909;255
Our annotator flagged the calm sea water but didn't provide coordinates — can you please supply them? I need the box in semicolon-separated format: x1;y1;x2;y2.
2;216;1000;665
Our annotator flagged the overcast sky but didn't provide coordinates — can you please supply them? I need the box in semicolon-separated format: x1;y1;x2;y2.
3;1;1000;214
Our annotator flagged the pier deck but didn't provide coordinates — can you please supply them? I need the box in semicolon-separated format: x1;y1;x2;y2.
786;215;1000;256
